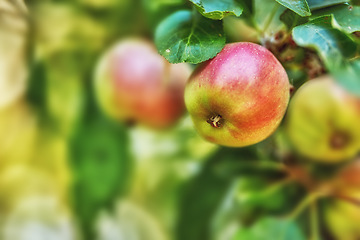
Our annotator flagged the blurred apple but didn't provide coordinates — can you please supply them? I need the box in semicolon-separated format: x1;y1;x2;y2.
325;194;360;240
285;75;360;162
323;160;360;239
95;38;192;129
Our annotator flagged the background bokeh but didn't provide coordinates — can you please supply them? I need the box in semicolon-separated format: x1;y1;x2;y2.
1;0;359;240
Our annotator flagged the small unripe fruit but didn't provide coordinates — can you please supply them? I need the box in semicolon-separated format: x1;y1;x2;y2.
285;76;360;162
325;197;360;240
185;42;290;147
325;159;360;240
95;38;191;129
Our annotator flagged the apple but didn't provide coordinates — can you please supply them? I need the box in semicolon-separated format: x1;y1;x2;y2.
324;159;360;239
184;42;290;147
95;38;192;129
285;75;360;162
325;196;360;240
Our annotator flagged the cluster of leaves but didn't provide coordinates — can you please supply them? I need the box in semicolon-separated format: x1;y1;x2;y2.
176;144;307;240
155;0;360;96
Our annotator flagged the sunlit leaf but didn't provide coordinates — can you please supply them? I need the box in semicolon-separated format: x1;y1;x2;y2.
307;0;349;10
274;0;311;17
312;4;360;33
189;0;244;20
292;16;357;68
0;0;28;108
155;10;225;64
332;59;360;96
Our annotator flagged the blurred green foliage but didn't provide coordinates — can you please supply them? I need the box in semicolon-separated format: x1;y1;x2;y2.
0;0;359;240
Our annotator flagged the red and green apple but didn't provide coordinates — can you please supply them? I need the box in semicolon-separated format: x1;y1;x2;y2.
185;42;290;147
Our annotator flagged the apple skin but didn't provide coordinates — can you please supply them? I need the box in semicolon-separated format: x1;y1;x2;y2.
185;42;290;147
285;75;360;162
95;38;192;129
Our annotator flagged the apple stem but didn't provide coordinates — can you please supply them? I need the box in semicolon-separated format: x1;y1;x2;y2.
207;114;222;128
286;192;322;220
330;131;351;149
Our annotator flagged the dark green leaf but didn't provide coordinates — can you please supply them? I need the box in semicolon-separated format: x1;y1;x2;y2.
233;217;306;240
70;116;132;238
189;0;244;20
141;0;188;31
292;16;357;69
332;59;360;96
280;9;309;29
236;177;305;218
26;61;47;114
274;0;311;16
307;0;350;10
242;0;253;16
286;68;308;89
312;4;360;33
176;168;232;240
155;10;225;64
176;147;259;240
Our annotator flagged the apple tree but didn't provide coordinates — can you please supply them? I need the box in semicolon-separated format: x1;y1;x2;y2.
3;0;360;240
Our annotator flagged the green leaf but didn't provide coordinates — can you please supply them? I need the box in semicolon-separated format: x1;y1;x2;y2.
241;0;253;16
155;10;225;64
332;59;360;96
236;177;305;218
233;217;306;240
141;0;188;31
189;0;244;20
292;16;357;69
307;0;350;10
176;147;259;240
280;9;309;30
70;116;132;238
26;61;48;116
312;4;360;33
274;0;311;17
254;0;286;34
